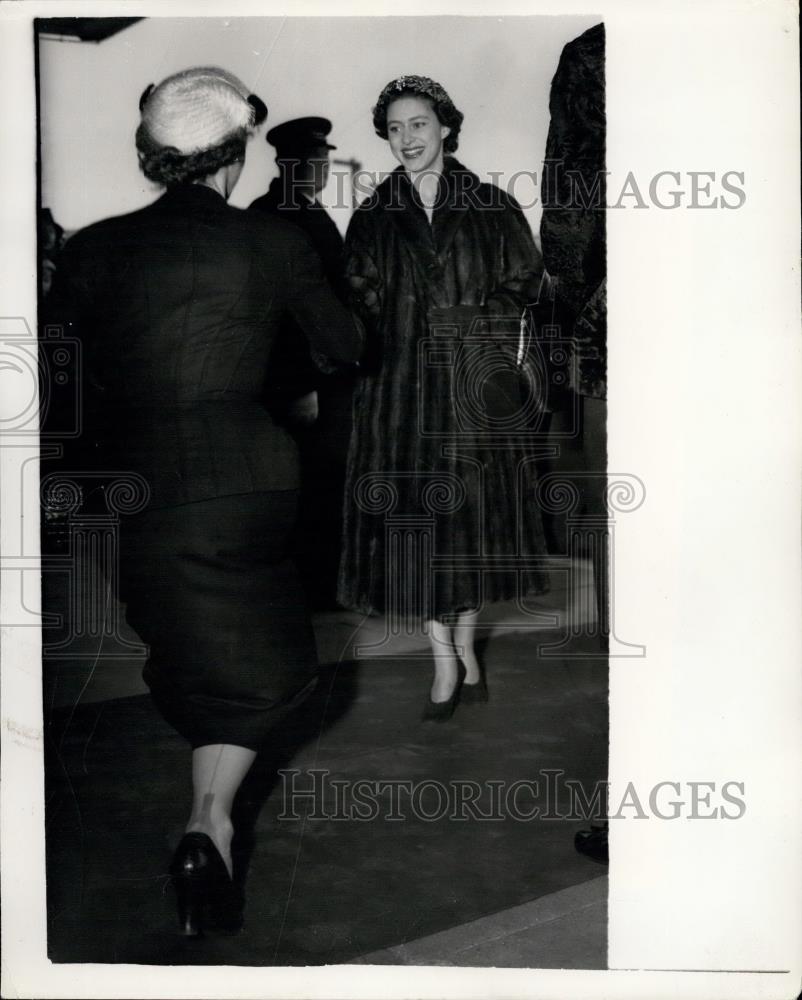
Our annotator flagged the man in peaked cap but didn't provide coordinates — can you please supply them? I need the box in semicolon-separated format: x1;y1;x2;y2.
250;116;354;610
252;116;343;293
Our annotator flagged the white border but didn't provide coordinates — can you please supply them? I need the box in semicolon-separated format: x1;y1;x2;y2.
2;2;801;998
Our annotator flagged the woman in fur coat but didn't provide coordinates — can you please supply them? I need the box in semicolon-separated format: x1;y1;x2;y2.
338;75;549;720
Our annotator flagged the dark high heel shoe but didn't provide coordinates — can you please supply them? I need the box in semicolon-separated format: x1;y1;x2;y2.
459;664;488;704
169;832;243;936
422;662;464;722
574;822;608;864
422;689;459;722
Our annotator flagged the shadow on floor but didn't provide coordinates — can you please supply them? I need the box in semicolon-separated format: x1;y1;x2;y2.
44;630;607;967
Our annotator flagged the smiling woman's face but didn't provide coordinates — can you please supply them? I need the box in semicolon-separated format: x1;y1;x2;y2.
386;95;451;176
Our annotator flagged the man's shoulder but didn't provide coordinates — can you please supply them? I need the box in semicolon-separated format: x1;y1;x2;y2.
244;203;319;261
249;180;311;216
249;189;281;214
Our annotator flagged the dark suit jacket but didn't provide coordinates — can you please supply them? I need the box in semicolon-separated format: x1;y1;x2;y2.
250;179;346;404
51;183;362;509
251;177;344;289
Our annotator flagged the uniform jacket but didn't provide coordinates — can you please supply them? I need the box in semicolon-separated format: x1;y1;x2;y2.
250;177;347;402
251;177;344;290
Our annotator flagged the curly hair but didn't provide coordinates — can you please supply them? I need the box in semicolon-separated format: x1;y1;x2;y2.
372;75;463;154
135;124;247;187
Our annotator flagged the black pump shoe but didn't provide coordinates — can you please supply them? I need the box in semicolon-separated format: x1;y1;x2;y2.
459;665;488;704
422;688;460;722
169;832;243;936
422;663;465;722
574;823;609;864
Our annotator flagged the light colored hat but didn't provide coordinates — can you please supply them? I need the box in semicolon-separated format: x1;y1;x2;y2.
140;66;262;155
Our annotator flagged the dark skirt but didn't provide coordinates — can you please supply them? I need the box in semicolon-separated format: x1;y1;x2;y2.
119;491;317;750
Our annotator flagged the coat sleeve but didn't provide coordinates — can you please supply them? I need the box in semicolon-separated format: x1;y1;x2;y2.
46;230;93;334
484;194;544;324
284;227;364;366
42;228;112;467
344;208;382;321
45;229;107;396
343;206;383;372
480;196;545;377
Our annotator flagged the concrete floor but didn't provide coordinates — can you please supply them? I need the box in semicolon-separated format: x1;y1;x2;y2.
43;554;597;707
358;875;607;968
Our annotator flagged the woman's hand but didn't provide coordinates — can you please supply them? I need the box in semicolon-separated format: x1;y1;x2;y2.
286;391;319;426
348;275;380;315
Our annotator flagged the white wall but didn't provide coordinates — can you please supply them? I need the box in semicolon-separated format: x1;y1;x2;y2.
39;14;600;241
